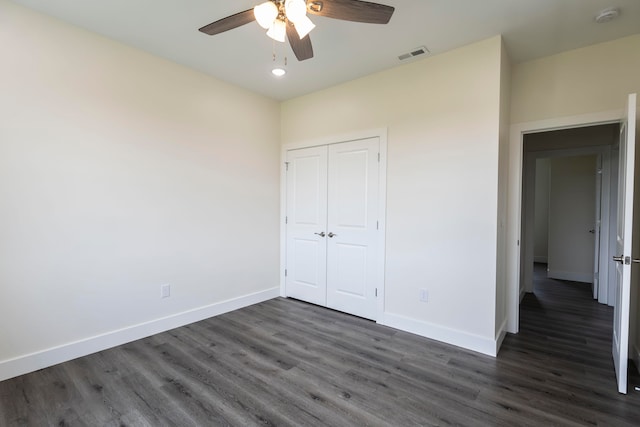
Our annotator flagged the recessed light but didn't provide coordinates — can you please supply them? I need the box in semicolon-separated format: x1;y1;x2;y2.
595;7;620;23
272;68;286;77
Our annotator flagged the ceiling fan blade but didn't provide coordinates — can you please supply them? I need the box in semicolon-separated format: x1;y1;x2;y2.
286;23;314;61
307;0;394;24
199;9;255;35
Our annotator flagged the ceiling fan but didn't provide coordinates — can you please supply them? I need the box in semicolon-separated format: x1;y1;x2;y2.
198;0;395;61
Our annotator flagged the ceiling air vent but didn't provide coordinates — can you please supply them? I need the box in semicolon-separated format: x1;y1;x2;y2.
398;46;429;61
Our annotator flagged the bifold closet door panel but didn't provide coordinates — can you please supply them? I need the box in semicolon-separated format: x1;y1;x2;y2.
326;138;379;320
285;146;328;306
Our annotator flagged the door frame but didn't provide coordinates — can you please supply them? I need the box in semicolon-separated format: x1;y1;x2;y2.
507;111;623;333
280;128;388;321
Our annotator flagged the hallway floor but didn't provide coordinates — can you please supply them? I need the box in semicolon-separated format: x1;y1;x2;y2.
502;263;640;421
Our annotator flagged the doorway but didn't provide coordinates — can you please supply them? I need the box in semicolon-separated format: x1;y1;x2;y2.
507;94;637;395
519;124;620;304
517;122;636;390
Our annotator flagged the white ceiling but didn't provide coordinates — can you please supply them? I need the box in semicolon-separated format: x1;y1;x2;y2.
10;0;640;101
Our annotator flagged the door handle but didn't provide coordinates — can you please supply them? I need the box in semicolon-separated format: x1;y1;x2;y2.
328;232;337;238
613;255;633;265
314;232;326;237
634;259;640;264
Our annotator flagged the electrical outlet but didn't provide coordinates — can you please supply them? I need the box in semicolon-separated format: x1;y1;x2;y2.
419;288;429;303
161;284;171;299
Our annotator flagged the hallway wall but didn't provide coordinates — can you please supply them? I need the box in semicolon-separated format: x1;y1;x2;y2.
547;155;597;283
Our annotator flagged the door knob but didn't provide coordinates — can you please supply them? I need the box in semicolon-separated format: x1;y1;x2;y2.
327;232;337;238
314;232;326;237
613;255;632;265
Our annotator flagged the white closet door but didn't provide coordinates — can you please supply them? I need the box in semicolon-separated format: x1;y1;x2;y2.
285;146;328;306
326;138;379;320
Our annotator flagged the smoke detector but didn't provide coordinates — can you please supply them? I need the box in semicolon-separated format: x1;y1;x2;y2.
595;7;620;23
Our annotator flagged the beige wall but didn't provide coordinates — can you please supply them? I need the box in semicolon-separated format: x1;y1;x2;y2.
282;37;505;352
0;2;281;372
511;34;640;124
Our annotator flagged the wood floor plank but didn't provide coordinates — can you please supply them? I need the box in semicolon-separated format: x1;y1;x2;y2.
125;338;289;426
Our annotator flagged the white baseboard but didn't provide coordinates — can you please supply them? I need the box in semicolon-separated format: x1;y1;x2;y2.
633;344;640;375
547;270;592;283
533;256;548;263
0;287;279;382
495;317;508;355
380;312;498;357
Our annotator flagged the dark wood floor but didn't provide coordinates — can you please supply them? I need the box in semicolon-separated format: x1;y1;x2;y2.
1;267;640;426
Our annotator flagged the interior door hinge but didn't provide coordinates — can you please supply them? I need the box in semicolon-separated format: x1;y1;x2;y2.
375;288;378;297
285;269;288;277
285;162;289;171
377;153;380;162
376;220;379;230
285;216;288;224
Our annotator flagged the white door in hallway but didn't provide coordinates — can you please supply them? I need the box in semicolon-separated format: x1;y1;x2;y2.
612;93;636;394
285;138;380;320
285;146;328;306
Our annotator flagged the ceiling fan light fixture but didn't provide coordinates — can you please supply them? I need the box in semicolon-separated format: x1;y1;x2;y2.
199;0;395;63
267;18;287;42
294;15;316;39
285;0;308;23
254;1;278;29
